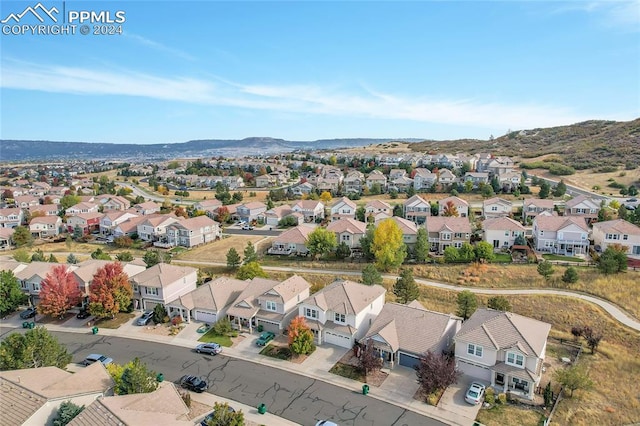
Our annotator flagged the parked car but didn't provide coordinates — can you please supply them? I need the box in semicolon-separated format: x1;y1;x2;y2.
83;353;113;366
200;405;236;425
627;198;638;203
465;382;486;405
136;310;154;326
241;224;254;230
256;331;276;346
180;375;208;393
195;343;223;355
19;307;37;319
316;421;339;426
76;309;91;319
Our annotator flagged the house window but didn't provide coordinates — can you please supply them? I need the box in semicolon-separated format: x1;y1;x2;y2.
506;352;524;367
442;233;451;240
334;313;346;323
467;343;483;357
342;234;350;241
32;282;40;291
491;206;498;211
305;308;318;319
623;235;628;241
144;287;159;296
265;301;277;311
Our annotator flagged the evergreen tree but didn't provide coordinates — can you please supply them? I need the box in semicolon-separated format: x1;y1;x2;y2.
393;268;420;304
361;264;382;286
335;241;352;260
12;226;33;247
487;296;511;311
243;241;257;264
553;180;567;197
562;266;579;284
539;181;551;199
226;247;241;269
414;228;429;263
456;290;477;320
52;401;84;426
537;260;555;281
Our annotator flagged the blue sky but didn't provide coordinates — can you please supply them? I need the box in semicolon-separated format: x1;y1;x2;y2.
1;0;639;144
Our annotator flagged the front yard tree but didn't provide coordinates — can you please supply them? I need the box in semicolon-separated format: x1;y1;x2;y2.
562;266;579;284
456;290;477;320
0;326;72;370
236;261;268;280
226;247;241;269
0;270;27;317
288;316;315;356
359;339;383;377
554;364;593;397
243;241;257;264
204;402;245;426
442;200;459;217
88;262;133;319
12;226;33;247
474;241;495;262
52;401;84;426
414;228;429;263
107;357;159;395
307;227;337;260
216;206;230;224
372;218;406;271
393;268;420;304
415;351;461;397
537;260;555;281
38;264;82;319
361;264;383;286
487;296;511;312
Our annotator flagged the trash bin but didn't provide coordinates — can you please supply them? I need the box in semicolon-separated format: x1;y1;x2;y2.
28;322;35;329
92;326;99;334
257;324;264;332
257;403;267;414
362;384;370;395
156;373;164;382
22;321;29;328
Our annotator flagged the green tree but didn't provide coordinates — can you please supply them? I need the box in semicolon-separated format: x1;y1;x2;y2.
48;254;58;263
335;241;352;260
205;402;245;426
0;270;27;316
355;206;366;222
554;364;593;397
153;303;168;324
306;227;337;259
107;357;159;395
243;241;257;264
52;401;84;426
474;241;495;262
236;261;268;280
487;296;511;312
66;253;78;264
543;382;553;408
361;264;383;286
459;242;476;262
597;244;628;274
12;226;33;247
116;251;133;262
359;226;375;261
539;181;550;199
91;248;112;261
0;326;72;370
414;228;429;263
287;316;315;356
562;266;579;284
393;268;420;304
72;225;83;239
537;260;555;281
392;204;404;217
443;246;460;263
226;247;241;269
60;194;80;210
143;250;171;268
13;248;30;263
481;184;495;198
456;290;477;320
31;249;46;262
372;218;406;271
514;234;526;246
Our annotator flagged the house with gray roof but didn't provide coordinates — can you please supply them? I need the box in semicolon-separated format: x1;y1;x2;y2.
130;263;198;312
426;216;472;254
453;308;552;400
268;224;314;255
165;215;220;248
362;300;461;369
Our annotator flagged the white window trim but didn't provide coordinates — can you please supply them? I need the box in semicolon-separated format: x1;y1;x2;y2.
265;300;277;311
467;343;483;358
506;351;525;368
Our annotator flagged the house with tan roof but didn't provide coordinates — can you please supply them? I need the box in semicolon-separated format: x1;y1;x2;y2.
564;195;600;224
101;195;131;212
66;212;103;235
14;195;41;209
483;197;513;219
454;308;552;400
0;362;114;426
291;181;315;196
298;279;386;348
136;214;180;242
365;200;392;221
362;300;462;369
330;197;357;222
262;205;300;227
365;170;387;191
438;196;469;218
28;204;61;217
592;219;640;257
404;194;430;225
68;382;193;426
522;198;555;222
291;200;325;222
413;168;438;191
0;207;24;228
133;201;161;216
268;225;314;255
73;259;146;302
99;211;140;236
483;217;526;251
532;212;590;256
255;173;277;188
0;227;14;249
193;199;223;216
343;171;365;194
426;216;472;254
165;215;220;248
112;215;148;238
130;263;198;312
237;201;267;223
326;218;367;250
29;215;62;238
65;202;100;216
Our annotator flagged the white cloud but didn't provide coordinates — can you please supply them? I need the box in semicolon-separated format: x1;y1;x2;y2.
123;33;197;61
552;0;640;32
1;59;605;131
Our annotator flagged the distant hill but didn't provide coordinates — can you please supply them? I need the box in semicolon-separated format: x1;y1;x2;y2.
410;119;640;170
0;137;422;162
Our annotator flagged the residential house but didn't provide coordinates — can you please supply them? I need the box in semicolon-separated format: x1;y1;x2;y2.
236;201;267;223
112;215;147;238
326;218;367;250
316;177;341;194
298;279;386;348
73;259;146;304
464;172;490;189
389;169;407;180
165;215;220;248
66;212;103;234
365;170;387;192
376;216;419;247
99;211;140;236
592;219;640;257
193;199;223;217
365;199;392;221
0;207;24;228
483;197;513;219
532;213;590;256
522;199;555;223
438;196;469;218
14;195;41;209
28;204;60;217
413;168;438;192
133;201;161;215
486;157;516;177
291;200;325;222
136;214;180;242
0;363;114;426
390;176;414;193
404;195;430;225
454;308;551;400
483;217;526;250
426;216;472;254
363;300;462;369
268;225;314;255
498;171;522;191
65;202;100;216
291;182;315;196
29;215;62;238
564;195;600;224
343;171;365;194
130;263;198;312
15;262;77;305
255;174;277;188
263;205;300;227
330;197;357;221
101;195;131;211
437;169;457;185
0;227;14;249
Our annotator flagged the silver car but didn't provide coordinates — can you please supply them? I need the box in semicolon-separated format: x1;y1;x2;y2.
195;343;223;355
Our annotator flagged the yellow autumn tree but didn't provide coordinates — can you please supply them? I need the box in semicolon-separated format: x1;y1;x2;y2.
371;218;406;272
319;191;333;204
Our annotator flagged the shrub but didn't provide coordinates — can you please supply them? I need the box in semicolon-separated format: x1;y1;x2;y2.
484;387;495;405
213;317;233;335
497;393;507;404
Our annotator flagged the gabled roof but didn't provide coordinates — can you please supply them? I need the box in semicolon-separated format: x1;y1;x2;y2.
275;225;314;244
134;201;161;210
524;198;554;209
131;263;197;288
483;197;512;207
14;261;70;281
439;196;469;207
30;215;61;225
239;201;267;210
376;216;418;235
365;199;392;210
455;308;551;358
68;212;104;221
483;217;525;232
292;200;324;210
139;214;179;227
73;259;146;284
168;276;249;311
264;205;293;218
261;275;310;304
226;277;281;318
168;215;218;231
404;194;429;207
565;194;599;209
302;279;386;315
331;197;357;210
426;217;472;233
592;219;640;235
326;218;367;235
364;301;461;355
534;215;589;232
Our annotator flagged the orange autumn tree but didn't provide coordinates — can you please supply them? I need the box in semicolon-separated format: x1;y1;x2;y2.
88;262;133;319
442;200;459;217
287;316;315;356
38;264;82;319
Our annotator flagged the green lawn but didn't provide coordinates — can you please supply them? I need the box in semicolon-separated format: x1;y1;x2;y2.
542;254;585;262
197;329;233;347
93;312;135;329
259;344;292;360
329;362;364;382
491;253;512;263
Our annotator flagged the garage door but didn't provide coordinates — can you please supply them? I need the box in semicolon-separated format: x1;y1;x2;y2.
143;301;159;311
399;352;420;369
457;359;491;381
324;331;352;348
194;310;217;324
257;319;280;334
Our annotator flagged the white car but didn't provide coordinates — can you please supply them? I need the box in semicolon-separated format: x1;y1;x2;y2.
465;382;486;405
316;421;339;426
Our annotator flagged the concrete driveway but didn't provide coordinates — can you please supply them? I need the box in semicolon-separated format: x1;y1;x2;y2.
438;374;483;423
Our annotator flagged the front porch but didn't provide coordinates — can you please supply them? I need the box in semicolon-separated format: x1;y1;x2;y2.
491;362;538;400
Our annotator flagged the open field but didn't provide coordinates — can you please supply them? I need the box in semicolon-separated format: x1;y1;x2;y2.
174;235;272;263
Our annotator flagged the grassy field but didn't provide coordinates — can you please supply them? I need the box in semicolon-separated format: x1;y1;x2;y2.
174;235;271;263
476;404;545;426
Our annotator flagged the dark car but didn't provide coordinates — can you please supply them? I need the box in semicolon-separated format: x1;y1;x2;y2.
136;310;154;326
76;309;91;319
180;375;208;393
19;307;37;319
256;331;276;346
195;343;223;355
200;405;236;425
